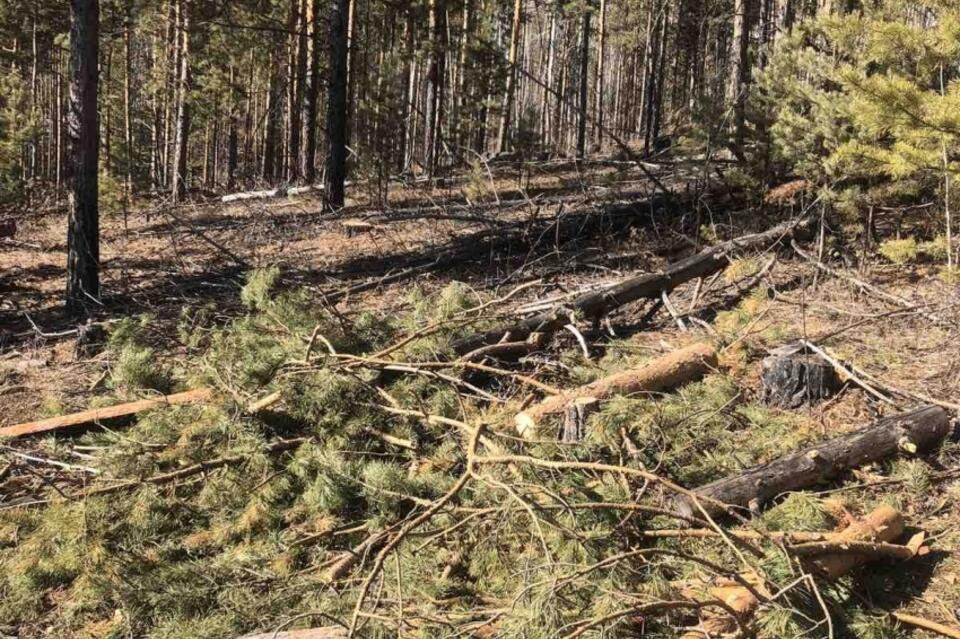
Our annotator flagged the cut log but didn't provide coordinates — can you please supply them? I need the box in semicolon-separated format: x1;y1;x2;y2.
341;219;377;236
675;405;951;519
0;388;213;439
791;505;906;579
515;342;718;439
679;505;908;638
451;216;812;355
760;342;839;408
239;628;346;639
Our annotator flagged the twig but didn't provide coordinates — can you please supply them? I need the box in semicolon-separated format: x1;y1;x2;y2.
893;612;960;639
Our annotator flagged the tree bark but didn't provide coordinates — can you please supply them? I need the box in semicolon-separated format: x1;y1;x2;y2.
325;0;350;208
676;405;951;518
575;6;591;159
302;0;322;183
170;0;191;203
497;0;523;154
66;0;100;315
450;216;813;355
728;0;754;157
593;0;606;147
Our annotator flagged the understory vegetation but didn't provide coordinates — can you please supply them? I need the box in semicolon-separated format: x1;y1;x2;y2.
2;270;958;639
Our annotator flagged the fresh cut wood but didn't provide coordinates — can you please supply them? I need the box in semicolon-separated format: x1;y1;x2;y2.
0;388;213;439
675;405;951;518
679;505;910;638
451;215;812;356
515;342;718;438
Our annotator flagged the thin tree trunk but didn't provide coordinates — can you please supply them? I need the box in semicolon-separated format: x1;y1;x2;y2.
497;0;523;154
171;0;191;203
302;0;321;183
729;0;753;157
66;0;100;314
575;6;590;159
325;0;350;207
593;0;606;148
123;17;134;196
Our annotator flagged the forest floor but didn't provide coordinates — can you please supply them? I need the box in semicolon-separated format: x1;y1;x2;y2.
2;158;960;638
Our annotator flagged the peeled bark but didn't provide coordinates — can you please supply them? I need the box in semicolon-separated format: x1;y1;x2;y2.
516;343;718;438
451;216;813;356
0;389;213;439
676;405;951;518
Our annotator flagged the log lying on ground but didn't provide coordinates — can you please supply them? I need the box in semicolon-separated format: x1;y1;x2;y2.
451;216;812;355
515;342;718;439
675;405;951;519
0;388;213;439
679;505;910;638
791;504;906;579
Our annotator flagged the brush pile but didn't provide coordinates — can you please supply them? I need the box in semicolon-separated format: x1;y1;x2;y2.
1;246;958;639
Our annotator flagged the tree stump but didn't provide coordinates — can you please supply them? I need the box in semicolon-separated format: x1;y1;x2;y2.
761;343;839;408
561;397;599;442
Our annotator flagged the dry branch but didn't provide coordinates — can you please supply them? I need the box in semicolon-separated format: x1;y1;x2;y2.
0;389;213;439
675;405;951;518
515;342;718;438
451;216;812;355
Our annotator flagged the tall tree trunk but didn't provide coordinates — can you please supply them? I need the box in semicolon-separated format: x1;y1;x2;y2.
728;0;753;158
123;17;134;196
227;66;239;191
66;0;100;314
399;11;416;172
423;0;444;176
171;0;191;203
575;6;590;159
263;40;284;182
496;0;523;154
593;0;606;148
288;0;307;182
326;0;350;207
302;0;321;183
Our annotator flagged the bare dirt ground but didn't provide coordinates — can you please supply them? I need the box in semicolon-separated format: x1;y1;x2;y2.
3;160;960;634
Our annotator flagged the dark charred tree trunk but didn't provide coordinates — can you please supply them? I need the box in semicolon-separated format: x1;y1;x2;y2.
66;0;100;314
325;0;350;208
676;406;951;518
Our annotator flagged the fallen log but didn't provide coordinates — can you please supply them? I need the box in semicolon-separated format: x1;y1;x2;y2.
680;505;910;638
515;342;718;439
675;405;951;518
451;216;812;355
0;388;213;439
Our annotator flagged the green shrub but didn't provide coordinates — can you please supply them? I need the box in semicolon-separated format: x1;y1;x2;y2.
878;238;918;264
